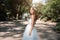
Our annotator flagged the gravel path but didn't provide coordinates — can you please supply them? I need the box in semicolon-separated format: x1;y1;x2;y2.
0;20;60;40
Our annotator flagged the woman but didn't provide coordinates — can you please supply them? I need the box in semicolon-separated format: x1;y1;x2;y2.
22;7;40;40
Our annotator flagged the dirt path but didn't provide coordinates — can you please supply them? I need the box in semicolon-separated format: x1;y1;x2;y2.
0;20;60;40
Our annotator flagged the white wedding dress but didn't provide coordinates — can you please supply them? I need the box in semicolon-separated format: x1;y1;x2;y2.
22;18;40;40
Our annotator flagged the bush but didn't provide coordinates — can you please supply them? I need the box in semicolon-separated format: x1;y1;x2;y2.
41;0;60;22
55;23;60;31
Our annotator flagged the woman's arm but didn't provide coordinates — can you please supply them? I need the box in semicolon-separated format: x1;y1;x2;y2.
29;7;35;36
29;14;35;36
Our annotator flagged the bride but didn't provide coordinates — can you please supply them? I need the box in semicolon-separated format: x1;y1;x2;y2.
22;7;40;40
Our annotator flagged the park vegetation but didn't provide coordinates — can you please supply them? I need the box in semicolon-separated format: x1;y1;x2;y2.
0;0;60;31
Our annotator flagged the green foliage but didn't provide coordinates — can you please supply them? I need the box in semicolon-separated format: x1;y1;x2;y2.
0;0;31;20
41;0;60;22
55;23;60;31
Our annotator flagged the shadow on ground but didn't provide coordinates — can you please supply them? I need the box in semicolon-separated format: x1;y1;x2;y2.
35;22;60;40
0;20;27;40
0;20;60;40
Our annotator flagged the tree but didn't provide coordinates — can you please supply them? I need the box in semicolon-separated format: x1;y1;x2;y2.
0;0;33;20
1;0;32;20
41;0;60;21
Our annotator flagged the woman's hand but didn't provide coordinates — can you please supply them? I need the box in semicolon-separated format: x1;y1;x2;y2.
29;31;32;36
